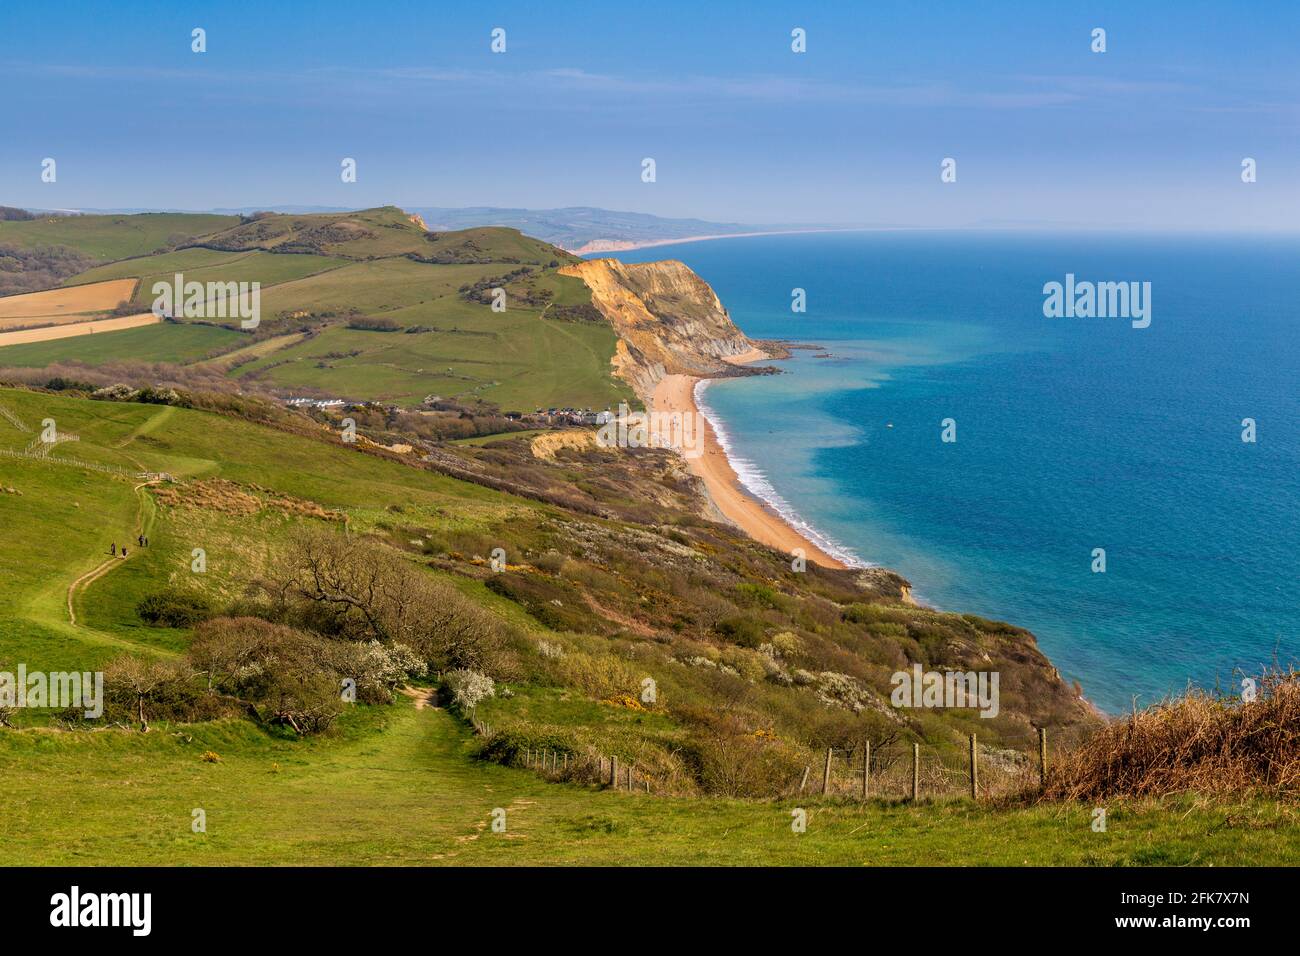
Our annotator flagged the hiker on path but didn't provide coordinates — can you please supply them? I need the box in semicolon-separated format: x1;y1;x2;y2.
110;543;116;555
121;548;128;559
137;535;144;547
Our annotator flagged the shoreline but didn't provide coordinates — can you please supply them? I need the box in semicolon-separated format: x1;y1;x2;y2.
650;349;854;571
575;227;879;256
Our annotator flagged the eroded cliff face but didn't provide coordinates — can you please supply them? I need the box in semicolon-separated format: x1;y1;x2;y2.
560;258;756;398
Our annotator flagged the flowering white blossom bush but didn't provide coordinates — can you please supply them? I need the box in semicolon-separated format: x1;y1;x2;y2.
360;641;427;685
445;668;495;714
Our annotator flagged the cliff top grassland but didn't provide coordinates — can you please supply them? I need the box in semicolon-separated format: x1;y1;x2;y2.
0;380;1294;865
1;208;627;413
0;208;1295;866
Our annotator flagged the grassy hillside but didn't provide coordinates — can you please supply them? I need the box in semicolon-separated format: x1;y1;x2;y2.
0;383;1090;753
0;209;631;412
0;383;1292;865
68;249;350;308
0;212;237;261
1;701;1291;866
191;207;574;265
0;323;240;367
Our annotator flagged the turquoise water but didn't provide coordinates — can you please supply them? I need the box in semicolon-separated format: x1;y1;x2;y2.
609;232;1300;713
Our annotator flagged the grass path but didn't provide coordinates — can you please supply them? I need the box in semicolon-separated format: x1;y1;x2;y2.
66;481;156;628
112;404;176;447
0;697;1294;866
192;331;309;371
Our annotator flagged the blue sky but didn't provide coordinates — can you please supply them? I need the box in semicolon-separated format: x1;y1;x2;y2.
2;0;1297;228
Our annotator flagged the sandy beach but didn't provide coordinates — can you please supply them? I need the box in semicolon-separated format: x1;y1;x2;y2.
574;228;872;256
651;351;849;570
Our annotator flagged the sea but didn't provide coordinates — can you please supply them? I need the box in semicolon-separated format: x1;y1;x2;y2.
606;231;1300;713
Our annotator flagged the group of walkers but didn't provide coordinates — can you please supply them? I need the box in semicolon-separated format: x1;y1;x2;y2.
109;534;149;558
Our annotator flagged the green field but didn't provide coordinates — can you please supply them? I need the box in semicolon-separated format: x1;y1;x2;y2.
1;700;1290;866
238;302;631;409
0;384;1294;865
69;249;350;308
0;323;240;367
0;209;631;413
0;213;237;261
0;386;518;671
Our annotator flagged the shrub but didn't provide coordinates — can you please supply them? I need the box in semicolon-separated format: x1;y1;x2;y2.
263;530;510;675
682;712;802;797
101;656;204;731
485;571;604;633
555;651;639;700
335;640;428;704
769;631;802;658
136;588;215;628
1043;669;1300;801
346;316;400;332
186;617;347;734
532;550;566;573
714;615;766;648
734;583;783;610
444;668;495;715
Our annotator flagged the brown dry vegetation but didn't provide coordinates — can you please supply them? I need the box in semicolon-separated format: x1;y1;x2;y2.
1042;669;1300;802
151;477;346;521
0;242;96;296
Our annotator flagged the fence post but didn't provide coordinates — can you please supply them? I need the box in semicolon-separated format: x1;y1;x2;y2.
821;748;833;795
969;733;978;800
861;741;870;800
911;743;919;801
644;778;650;794
626;766;632;791
799;766;810;793
610;755;618;789
1038;727;1048;790
525;747;530;768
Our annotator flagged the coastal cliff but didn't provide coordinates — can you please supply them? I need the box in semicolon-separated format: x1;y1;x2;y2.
560;258;757;398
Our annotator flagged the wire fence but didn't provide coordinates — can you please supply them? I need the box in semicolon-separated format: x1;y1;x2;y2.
469;716;659;792
790;725;1098;802
0;446;129;477
468;713;1091;802
0;402;31;433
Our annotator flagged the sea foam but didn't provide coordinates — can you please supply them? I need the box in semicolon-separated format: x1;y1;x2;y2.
693;379;869;570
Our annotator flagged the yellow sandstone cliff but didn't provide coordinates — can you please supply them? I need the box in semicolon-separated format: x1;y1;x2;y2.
559;258;757;399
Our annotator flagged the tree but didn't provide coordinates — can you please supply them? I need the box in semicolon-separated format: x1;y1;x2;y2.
271;529;508;674
103;657;192;732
